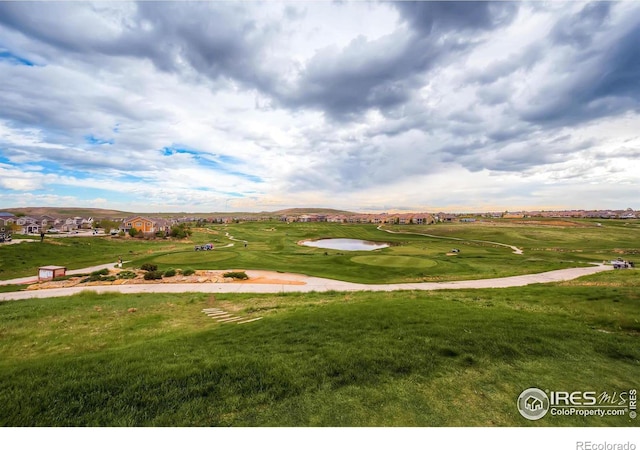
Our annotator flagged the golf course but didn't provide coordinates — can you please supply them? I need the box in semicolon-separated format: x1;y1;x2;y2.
0;218;638;426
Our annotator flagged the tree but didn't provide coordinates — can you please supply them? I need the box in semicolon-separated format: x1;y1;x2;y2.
169;223;192;239
95;219;120;233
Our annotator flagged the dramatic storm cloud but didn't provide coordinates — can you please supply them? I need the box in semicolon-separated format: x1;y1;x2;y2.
0;1;638;212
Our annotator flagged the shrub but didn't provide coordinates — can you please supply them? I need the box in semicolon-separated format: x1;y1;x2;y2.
223;271;248;280
143;271;163;280
182;268;195;276
117;271;137;279
91;268;110;276
140;263;158;272
169;224;192;239
128;228;138;237
164;268;176;277
81;274;103;283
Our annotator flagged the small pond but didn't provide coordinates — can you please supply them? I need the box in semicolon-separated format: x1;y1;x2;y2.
300;238;389;251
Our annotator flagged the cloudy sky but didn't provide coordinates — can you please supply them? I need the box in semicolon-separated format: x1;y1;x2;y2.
1;1;639;213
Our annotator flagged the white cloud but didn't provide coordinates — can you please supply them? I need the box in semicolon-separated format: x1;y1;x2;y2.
0;1;638;212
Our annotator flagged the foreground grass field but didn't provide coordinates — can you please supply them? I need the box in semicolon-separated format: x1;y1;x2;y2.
1;270;638;426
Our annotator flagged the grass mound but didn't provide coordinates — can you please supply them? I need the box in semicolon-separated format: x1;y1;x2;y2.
351;255;437;269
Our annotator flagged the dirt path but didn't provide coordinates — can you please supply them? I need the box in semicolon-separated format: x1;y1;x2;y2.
0;238;37;245
0;264;612;302
225;232;247;245
377;226;524;254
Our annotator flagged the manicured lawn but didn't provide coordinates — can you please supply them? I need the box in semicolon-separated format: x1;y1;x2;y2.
0;284;27;293
133;221;622;284
3;220;637;284
395;219;640;263
0;236;193;281
0;270;638;426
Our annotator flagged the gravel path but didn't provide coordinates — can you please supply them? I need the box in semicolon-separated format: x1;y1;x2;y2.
0;264;612;302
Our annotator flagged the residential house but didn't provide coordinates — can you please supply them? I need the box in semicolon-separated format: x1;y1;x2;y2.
14;216;41;234
326;215;347;223
37;215;61;230
23;221;41;234
80;217;94;229
503;212;525;219
61;217;80;232
0;213;16;232
0;215;15;236
15;216;37;226
438;213;456;222
120;216;171;235
414;214;435;225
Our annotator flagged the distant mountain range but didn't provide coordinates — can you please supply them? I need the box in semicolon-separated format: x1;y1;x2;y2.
0;206;636;219
0;207;131;218
0;207;357;218
271;208;355;216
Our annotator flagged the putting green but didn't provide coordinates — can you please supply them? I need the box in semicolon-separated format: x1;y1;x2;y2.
154;251;238;264
351;255;437;269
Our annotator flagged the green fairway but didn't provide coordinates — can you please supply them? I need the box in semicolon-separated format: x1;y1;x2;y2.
0;236;193;280
131;220;639;284
0;270;638;426
351;255;438;269
2;220;637;284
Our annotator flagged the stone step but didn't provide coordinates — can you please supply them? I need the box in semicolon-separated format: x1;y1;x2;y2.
237;317;263;324
217;317;244;323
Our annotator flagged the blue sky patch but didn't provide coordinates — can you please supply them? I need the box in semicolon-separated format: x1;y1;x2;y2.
229;172;263;183
0;153;13;165
36;160;92;180
161;145;261;182
0;49;35;66
49;185;121;203
222;191;245;198
217;154;243;165
162;146;201;157
85;135;114;145
117;173;142;183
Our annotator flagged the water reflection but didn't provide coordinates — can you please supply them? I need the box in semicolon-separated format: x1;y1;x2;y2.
300;238;389;251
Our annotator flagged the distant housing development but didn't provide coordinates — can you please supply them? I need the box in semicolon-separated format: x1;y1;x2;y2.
0;208;637;237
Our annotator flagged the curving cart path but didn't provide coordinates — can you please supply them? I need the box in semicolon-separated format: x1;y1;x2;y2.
0;264;612;302
377;225;524;254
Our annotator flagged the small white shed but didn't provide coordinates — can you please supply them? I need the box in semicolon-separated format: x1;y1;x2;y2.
38;265;67;281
